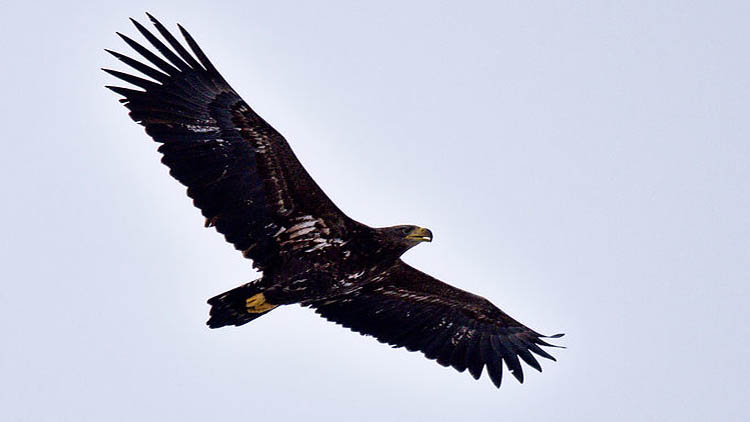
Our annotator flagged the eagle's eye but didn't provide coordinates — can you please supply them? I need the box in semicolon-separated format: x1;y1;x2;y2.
402;227;412;234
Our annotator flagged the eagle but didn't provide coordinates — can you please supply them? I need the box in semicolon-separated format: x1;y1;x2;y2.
104;14;563;389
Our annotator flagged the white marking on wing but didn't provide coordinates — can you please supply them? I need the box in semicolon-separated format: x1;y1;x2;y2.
185;124;221;133
288;226;317;239
347;271;365;280
305;242;329;252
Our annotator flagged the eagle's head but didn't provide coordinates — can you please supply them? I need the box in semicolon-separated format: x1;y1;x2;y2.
376;225;433;256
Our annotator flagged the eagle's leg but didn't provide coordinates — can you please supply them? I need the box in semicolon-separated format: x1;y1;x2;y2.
245;293;278;313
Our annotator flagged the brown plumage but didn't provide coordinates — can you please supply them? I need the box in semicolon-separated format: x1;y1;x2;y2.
104;14;563;389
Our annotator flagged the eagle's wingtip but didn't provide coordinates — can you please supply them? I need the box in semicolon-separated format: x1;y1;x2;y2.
545;333;566;349
549;333;565;338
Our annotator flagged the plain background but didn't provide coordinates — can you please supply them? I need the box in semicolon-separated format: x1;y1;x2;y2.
2;1;748;420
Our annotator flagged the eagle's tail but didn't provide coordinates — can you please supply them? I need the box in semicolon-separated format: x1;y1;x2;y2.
206;280;277;328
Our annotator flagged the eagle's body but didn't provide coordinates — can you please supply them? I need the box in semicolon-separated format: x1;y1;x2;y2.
105;14;563;389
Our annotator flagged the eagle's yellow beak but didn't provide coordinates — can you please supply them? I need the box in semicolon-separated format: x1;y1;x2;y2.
406;227;433;242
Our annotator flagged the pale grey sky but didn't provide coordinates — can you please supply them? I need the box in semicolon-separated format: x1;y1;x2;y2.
2;1;749;420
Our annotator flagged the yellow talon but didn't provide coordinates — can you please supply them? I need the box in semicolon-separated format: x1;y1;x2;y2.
245;293;277;313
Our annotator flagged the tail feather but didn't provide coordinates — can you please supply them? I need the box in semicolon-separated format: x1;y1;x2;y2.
207;280;273;328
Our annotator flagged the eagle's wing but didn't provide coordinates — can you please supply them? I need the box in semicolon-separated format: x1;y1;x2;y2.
310;260;563;388
104;15;353;270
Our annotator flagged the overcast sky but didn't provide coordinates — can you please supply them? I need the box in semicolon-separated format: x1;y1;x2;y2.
2;1;749;420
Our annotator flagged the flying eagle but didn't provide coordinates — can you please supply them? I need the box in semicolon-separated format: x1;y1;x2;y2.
104;14;563;389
